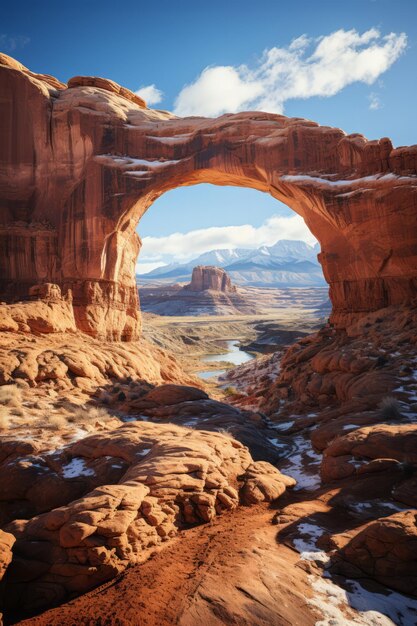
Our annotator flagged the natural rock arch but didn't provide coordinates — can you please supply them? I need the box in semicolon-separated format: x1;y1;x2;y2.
1;53;417;340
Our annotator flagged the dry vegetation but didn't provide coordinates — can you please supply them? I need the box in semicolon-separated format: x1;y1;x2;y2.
0;378;118;448
379;396;403;420
0;384;22;407
0;384;23;430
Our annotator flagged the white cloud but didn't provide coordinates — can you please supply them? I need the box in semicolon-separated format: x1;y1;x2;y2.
173;28;407;117
135;84;163;106
368;92;382;110
138;214;316;269
135;261;166;274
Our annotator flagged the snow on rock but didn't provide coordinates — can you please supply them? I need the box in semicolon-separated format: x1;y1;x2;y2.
310;575;417;626
61;457;95;479
293;522;329;563
281;173;416;189
292;519;417;625
280;435;322;491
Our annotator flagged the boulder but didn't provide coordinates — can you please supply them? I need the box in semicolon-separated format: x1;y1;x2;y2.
331;511;417;596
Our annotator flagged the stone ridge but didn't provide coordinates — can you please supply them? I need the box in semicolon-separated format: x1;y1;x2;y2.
1;55;417;339
67;76;147;108
183;266;237;293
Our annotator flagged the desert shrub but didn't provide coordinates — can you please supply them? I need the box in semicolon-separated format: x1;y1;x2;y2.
0;385;22;407
0;407;10;430
379;396;402;420
217;427;234;438
223;386;238;398
66;405;113;424
43;414;67;430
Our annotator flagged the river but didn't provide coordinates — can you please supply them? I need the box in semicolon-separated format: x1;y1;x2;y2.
198;340;254;380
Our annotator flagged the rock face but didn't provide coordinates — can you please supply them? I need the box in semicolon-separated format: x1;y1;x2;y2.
260;304;417;417
184;266;236;293
0;421;294;615
1;53;417;339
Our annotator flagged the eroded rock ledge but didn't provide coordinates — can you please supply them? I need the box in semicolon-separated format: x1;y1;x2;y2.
0;422;294;615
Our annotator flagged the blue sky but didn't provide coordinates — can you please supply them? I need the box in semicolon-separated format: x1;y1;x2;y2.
3;0;416;272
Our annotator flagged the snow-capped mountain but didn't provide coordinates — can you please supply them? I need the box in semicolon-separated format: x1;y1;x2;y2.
137;240;325;287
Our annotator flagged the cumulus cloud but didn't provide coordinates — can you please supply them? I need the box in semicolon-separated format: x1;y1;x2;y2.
137;214;316;272
174;28;407;116
0;34;30;52
135;84;163;106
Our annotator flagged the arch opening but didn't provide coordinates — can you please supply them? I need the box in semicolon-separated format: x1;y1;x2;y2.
133;182;329;380
95;163;355;341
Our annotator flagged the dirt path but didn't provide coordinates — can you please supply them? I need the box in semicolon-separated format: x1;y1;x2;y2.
18;504;318;626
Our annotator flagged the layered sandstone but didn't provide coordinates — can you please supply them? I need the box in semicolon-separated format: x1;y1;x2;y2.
184;266;236;293
1;54;417;339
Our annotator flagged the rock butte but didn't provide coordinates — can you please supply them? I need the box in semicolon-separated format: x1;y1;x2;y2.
1;53;417;340
140;267;254;316
184;266;237;292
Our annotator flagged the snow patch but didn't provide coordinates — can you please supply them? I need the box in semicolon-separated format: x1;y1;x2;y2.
138;447;151;456
292;518;417;625
62;457;95;479
310;575;417;626
281;173;416;189
282;435;322;491
293;522;329;564
272;420;295;431
148;133;193;143
267;437;289;450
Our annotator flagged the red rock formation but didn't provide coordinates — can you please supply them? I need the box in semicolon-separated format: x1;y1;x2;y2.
0;328;202;388
1;54;417;339
331;511;417;596
261;304;417;417
0;421;294;614
184;266;236;292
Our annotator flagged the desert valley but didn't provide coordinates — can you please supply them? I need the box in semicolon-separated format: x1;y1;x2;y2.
1;8;417;624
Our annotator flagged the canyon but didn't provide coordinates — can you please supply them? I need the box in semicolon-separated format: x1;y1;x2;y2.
0;53;417;626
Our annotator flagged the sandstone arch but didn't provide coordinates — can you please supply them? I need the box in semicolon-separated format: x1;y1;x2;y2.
1;53;417;340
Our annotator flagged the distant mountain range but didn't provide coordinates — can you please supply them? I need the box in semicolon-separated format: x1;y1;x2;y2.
137;240;326;288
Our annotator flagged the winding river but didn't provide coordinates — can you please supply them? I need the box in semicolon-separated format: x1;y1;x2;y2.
198;340;254;380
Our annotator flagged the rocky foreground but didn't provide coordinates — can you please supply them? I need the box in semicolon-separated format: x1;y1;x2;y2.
0;297;417;624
